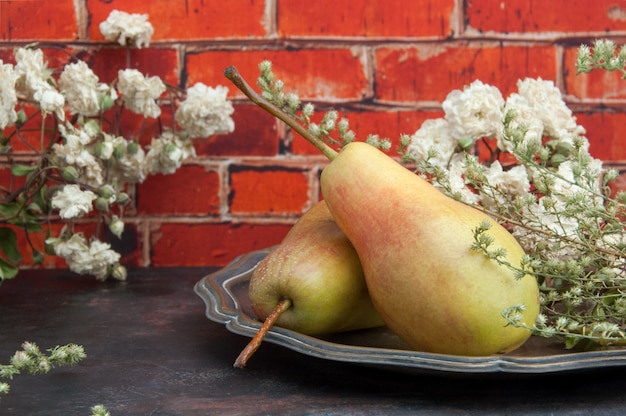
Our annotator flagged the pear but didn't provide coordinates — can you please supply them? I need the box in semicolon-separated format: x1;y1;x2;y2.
235;200;385;367
224;66;539;357
320;142;540;356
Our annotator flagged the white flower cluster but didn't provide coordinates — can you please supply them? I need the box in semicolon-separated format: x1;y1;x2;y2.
0;10;235;281
99;10;154;49
405;78;604;258
175;83;235;138
47;233;123;281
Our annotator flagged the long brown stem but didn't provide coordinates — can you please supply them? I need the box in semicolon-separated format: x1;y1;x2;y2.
233;297;292;368
223;66;338;161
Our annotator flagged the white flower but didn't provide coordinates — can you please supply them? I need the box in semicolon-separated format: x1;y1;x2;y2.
53;123;104;187
48;233;121;280
14;48;65;121
109;141;147;185
99;10;154;49
406;118;456;169
175;83;235;138
442;80;504;141
50;185;97;219
34;88;65;118
480;161;530;210
59;60;115;116
144;131;195;175
117;69;165;118
0;61;18;129
516;78;585;142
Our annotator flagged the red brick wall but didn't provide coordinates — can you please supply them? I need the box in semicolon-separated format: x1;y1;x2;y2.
1;0;625;269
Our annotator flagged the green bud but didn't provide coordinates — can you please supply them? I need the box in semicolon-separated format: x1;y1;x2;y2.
95;197;109;211
113;144;125;160
111;264;127;281
127;141;139;156
16;109;26;125
99;184;115;199
116;192;131;206
99;94;115;111
555;142;574;157
457;137;474;151
550;153;567;167
61;166;79;181
108;217;124;239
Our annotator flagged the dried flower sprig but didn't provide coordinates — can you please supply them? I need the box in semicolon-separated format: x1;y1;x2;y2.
0;10;234;282
576;39;626;79
0;341;86;398
256;61;391;153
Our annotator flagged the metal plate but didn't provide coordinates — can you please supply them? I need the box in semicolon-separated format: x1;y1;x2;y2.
194;248;626;375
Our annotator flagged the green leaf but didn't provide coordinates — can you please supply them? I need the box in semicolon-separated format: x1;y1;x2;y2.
0;227;22;264
0;258;19;280
0;202;20;219
11;164;37;177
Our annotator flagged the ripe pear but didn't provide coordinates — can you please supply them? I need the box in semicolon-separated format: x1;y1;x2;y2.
248;200;384;335
320;142;540;356
235;200;385;367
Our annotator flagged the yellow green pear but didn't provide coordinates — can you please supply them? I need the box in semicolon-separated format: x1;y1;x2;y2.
321;142;540;356
248;200;385;335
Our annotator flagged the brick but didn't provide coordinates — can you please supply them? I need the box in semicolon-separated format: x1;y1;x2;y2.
137;165;221;215
229;166;310;215
87;0;267;41
375;43;557;103
87;47;179;86
467;0;626;33
575;111;626;162
564;47;626;100
0;0;77;40
186;49;369;101
150;222;292;266
277;0;455;38
194;104;280;157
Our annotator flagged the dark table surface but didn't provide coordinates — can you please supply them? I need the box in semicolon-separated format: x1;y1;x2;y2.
2;266;626;416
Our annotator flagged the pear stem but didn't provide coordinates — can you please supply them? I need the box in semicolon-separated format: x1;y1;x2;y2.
233;297;293;368
223;66;338;161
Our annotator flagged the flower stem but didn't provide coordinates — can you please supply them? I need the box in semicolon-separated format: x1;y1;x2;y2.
223;66;338;161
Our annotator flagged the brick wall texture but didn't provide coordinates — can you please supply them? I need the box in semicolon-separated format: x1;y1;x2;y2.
1;0;626;269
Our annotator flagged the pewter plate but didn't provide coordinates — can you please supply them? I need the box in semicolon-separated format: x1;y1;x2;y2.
194;248;626;375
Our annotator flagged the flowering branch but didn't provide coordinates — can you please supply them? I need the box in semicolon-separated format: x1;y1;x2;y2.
0;10;235;282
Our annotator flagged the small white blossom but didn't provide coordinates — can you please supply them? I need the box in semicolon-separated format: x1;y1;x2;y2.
109;141;147;185
480;161;531;209
442;80;504;141
59;60;116;116
0;61;18;129
51;185;97;219
48;233;121;280
117;69;165;118
406;118;456;169
516;78;585;142
99;10;154;49
54;123;104;187
144;131;195;175
175;83;235;138
14;48;65;121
